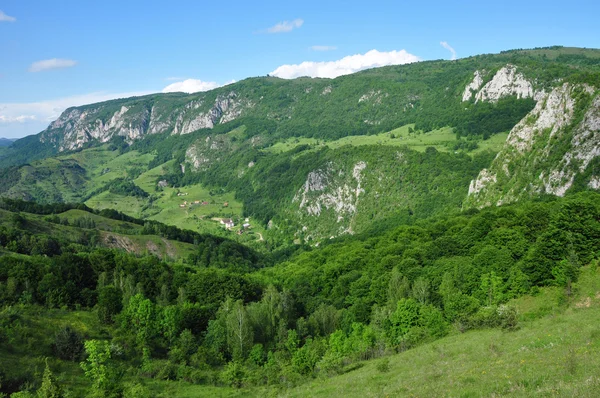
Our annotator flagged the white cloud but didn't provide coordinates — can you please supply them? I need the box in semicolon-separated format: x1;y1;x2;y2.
266;18;303;33
270;49;421;79
0;115;36;123
162;79;221;94
440;41;457;60
0;10;16;22
0;90;152;138
29;58;77;73
310;45;337;51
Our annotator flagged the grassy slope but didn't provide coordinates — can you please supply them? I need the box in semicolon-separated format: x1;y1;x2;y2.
159;266;600;397
284;267;600;398
0;207;196;260
264;124;508;155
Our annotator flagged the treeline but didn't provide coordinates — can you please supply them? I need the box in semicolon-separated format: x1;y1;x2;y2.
415;96;536;138
84;178;149;200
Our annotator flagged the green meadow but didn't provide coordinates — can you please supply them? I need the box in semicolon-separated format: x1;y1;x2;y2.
265;125;508;155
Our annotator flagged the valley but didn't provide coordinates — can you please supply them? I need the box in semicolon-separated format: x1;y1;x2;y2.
0;45;599;397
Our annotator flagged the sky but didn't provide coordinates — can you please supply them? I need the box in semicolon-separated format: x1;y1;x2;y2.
1;0;599;139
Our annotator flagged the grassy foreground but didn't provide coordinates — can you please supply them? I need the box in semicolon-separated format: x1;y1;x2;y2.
156;266;600;397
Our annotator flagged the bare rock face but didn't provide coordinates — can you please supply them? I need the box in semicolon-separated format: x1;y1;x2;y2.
466;83;600;208
41;105;150;151
542;93;600;196
185;134;235;171
462;65;536;104
292;161;367;239
173;92;251;135
462;70;485;101
475;65;535;103
40;89;252;152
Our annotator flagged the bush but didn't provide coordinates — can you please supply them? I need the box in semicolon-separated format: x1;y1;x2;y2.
375;358;390;373
53;326;84;361
220;361;246;388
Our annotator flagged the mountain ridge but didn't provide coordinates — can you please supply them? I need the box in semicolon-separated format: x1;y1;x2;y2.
0;46;599;244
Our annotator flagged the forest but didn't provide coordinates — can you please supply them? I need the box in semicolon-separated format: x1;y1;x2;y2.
0;191;598;396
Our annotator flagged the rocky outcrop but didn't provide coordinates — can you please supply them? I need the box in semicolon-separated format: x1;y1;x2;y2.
39;90;252;151
466;83;599;208
41;105;150;151
542;93;600;196
185;134;235;171
462;70;484;101
173;92;251;135
293;161;367;239
462;65;536;104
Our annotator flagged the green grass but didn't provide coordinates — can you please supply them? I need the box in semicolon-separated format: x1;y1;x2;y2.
147;184;250;236
131;266;600;397
58;209;143;232
85;150;155;190
85;191;147;217
473;132;509;153
0;207;195;260
274;266;600;398
3;266;600;397
264;125;508;156
515;46;600;59
134;160;176;193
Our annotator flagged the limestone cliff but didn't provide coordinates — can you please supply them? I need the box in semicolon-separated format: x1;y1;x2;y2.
466;83;599;207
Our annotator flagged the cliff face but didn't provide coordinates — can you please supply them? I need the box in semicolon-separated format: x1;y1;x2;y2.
39;91;252;151
466;83;599;207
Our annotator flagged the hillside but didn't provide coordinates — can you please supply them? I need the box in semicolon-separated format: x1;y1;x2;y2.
0;138;16;147
1;47;598;244
1;191;599;397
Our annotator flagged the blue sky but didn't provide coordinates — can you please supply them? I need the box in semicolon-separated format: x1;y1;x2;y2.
1;0;599;138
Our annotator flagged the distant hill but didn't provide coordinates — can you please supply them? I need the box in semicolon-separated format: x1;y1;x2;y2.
0;138;16;147
0;46;598;244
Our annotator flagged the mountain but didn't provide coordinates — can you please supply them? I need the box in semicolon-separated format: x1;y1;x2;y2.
2;45;600;397
0;46;599;244
0;138;17;147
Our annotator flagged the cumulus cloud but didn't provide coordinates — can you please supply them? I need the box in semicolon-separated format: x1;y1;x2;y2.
310;45;337;51
270;49;421;79
266;18;303;33
29;58;77;72
0;90;152;138
162;79;221;94
440;41;457;60
0;10;16;22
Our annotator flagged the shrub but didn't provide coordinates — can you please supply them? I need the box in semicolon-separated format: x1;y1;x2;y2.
375;358;390;373
53;326;84;361
220;361;246;388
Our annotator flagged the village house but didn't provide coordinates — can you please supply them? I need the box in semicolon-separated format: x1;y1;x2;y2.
220;218;235;228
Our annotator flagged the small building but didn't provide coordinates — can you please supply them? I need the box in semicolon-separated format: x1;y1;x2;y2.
243;223;251;229
220;218;235;228
157;180;168;188
194;200;200;204
223;202;229;207
202;201;209;205
179;204;186;208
